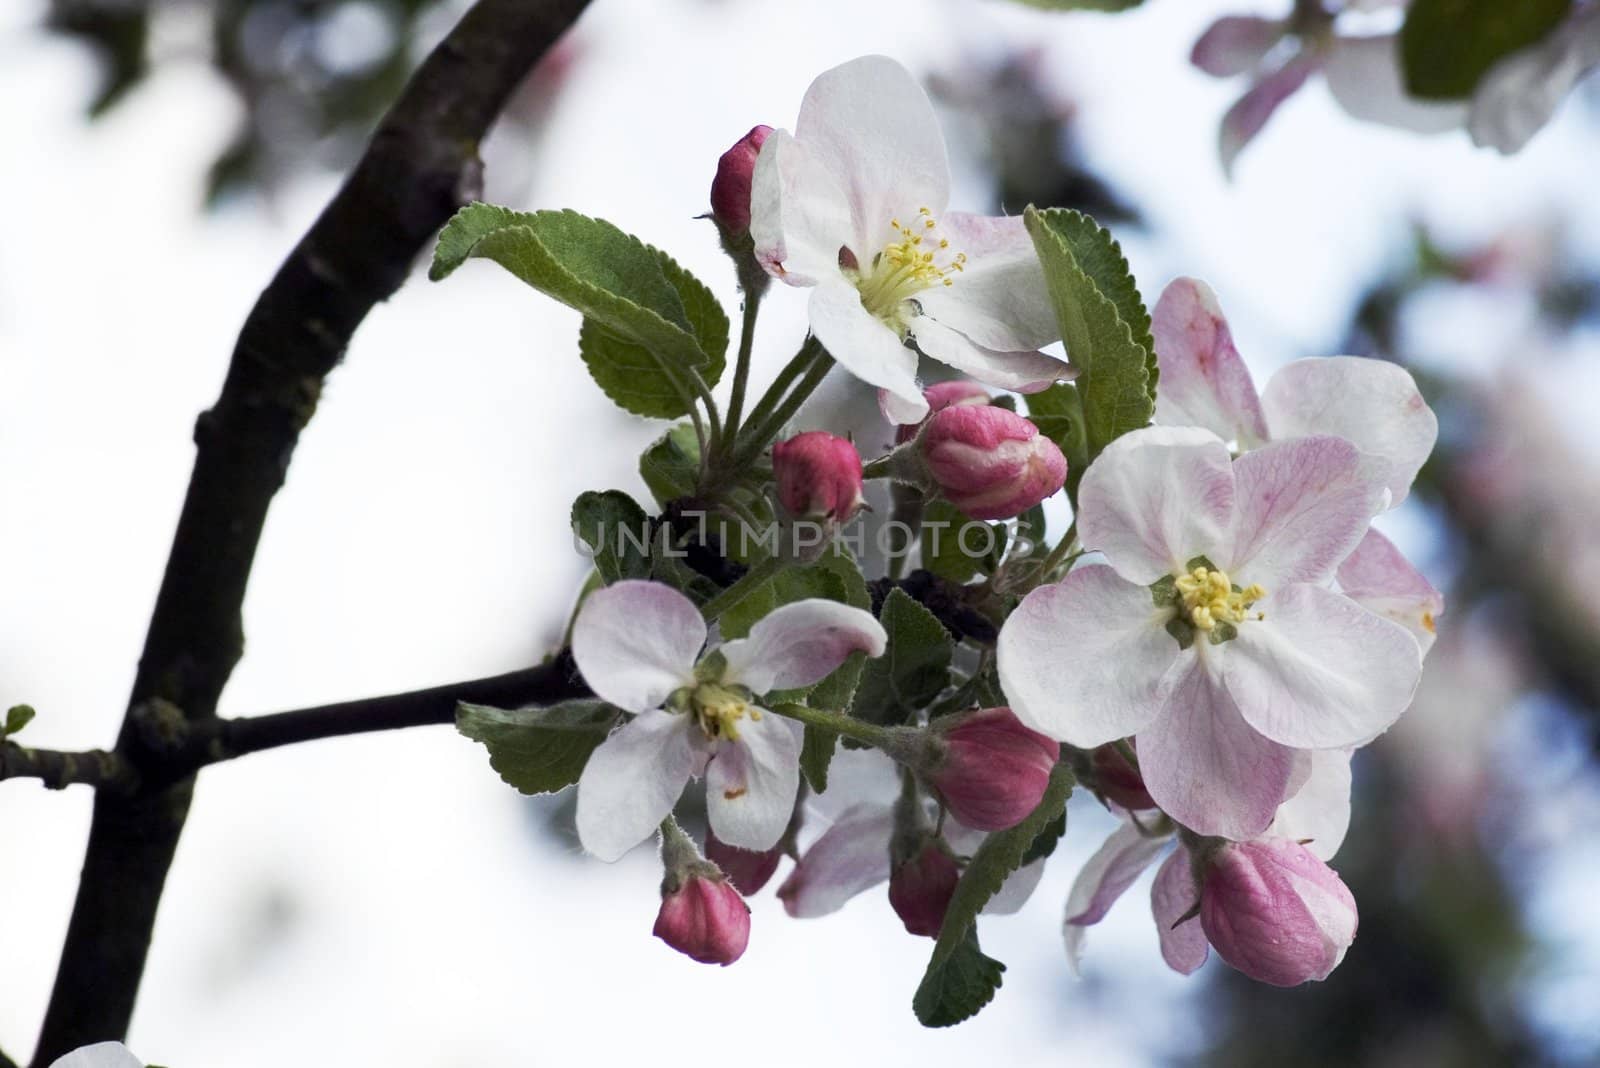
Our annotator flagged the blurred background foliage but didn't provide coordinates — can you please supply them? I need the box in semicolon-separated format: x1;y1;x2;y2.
31;0;1600;1064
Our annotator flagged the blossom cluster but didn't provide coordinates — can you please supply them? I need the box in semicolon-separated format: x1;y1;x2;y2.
440;53;1441;1022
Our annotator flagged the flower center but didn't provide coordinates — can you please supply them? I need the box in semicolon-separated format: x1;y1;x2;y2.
851;207;966;326
1174;566;1266;633
688;682;760;742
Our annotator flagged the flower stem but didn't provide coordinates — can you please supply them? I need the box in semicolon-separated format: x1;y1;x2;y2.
730;337;833;469
699;552;788;623
1038;521;1080;581
720;289;764;445
771;702;923;759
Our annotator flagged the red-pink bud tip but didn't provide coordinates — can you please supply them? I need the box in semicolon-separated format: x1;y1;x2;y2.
889;839;961;938
772;430;866;522
920;404;1067;520
653;874;751;966
885;381;992;444
930;707;1060;831
1090;742;1157;812
710;125;773;237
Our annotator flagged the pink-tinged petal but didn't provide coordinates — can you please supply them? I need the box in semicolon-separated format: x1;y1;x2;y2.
1138;653;1298;840
1337;529;1442;657
1468;9;1600;153
49;1045;144;1068
571;580;703;713
575;709;699;862
1200;839;1358;985
1152;847;1209;975
1260;357;1438;506
998;565;1181;748
795;55;951;254
778;802;895;918
908;317;1073;394
1151;278;1269;447
1064;821;1169;930
1227;583;1422;749
1324;34;1470;134
1271;748;1354;861
750;129;854;288
706;711;802;851
910;211;1060;351
1220;53;1320;177
808;281;926;421
1192;15;1289;77
1227;435;1374;589
720;599;887;694
1078;426;1236;584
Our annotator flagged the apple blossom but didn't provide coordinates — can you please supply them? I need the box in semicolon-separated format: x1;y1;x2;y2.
49;1045;143;1068
772;430;866;522
918;403;1068;520
927;706;1060;831
572;580;886;861
750;55;1071;422
998;427;1422;839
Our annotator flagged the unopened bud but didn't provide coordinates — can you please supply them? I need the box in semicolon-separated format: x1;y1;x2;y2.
1199;838;1358;986
1090;742;1157;811
710;125;773;237
885;381;992;444
920;405;1067;520
929;707;1059;831
772;430;866;522
654;873;751;966
705;829;784;895
888;837;961;938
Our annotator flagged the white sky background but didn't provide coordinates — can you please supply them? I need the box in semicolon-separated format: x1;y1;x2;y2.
2;0;1599;1064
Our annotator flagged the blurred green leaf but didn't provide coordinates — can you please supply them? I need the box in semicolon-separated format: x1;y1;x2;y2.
1401;0;1572;99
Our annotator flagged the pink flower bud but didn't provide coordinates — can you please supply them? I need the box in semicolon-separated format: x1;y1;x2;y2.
889;839;961;938
710;125;773;236
920;405;1067;520
1090;742;1157;811
705;830;784;895
888;380;993;444
772;430;865;522
1199;839;1358;986
1191;16;1287;78
930;707;1059;831
653;874;751;966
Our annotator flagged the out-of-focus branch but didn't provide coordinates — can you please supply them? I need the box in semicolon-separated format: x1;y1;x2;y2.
0;743;136;793
31;0;593;1060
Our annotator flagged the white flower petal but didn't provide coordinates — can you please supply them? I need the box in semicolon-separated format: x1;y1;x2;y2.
1151;848;1209;975
1192;15;1289;78
908;316;1073;393
706;711;803;851
910;211;1060;351
720;598;887;694
575;709;699;862
778;802;895;918
808;280;927;421
571;580;703;713
795;55;951;254
1271;748;1354;861
1227;583;1422;750
1138;651;1299;841
1151;277;1269;447
1064;820;1169;932
751;128;854;287
998;564;1180;748
1324;34;1470;134
1228;435;1374;589
1077;426;1236;584
1260;357;1438;506
1337;527;1442;657
49;1044;143;1068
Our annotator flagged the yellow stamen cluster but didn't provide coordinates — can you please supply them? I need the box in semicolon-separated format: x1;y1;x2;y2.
853;207;967;321
1175;566;1266;632
691;683;761;742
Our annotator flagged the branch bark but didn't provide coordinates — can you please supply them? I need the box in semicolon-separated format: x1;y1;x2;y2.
0;743;136;793
32;0;592;1059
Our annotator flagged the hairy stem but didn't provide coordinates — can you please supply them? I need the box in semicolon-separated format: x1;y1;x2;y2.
32;1;592;1059
699;553;788;622
720;290;764;446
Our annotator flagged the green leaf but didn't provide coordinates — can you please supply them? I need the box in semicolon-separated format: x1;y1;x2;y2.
456;699;621;795
921;500;1000;583
1026;383;1091;499
800;725;838;793
1401;0;1572;99
4;704;36;737
852;588;954;727
571;490;651;584
913;764;1075;1027
1024;207;1155;466
640;422;703;506
431;205;728;417
1020;810;1068;865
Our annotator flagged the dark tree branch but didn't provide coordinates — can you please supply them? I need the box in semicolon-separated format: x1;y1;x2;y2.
0;743;137;793
32;0;592;1059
